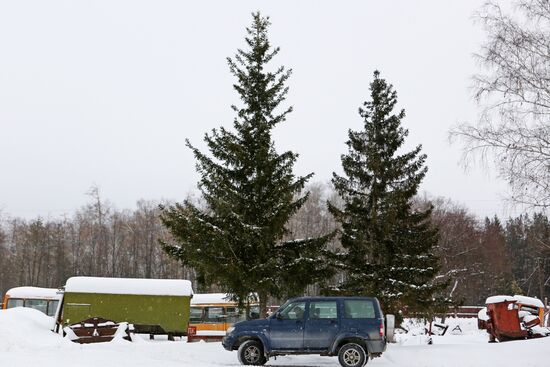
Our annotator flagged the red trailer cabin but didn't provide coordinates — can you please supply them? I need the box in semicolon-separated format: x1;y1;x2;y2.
484;295;549;342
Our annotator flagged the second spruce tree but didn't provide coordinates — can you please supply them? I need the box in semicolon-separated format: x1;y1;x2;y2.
329;71;445;320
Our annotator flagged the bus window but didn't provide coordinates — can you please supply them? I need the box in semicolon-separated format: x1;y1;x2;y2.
3;287;62;315
249;305;260;319
205;307;224;322
226;306;240;323
25;299;48;314
190;307;203;323
47;300;59;317
7;298;24;308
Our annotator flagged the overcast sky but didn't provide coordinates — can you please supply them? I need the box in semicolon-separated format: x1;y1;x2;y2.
0;0;516;220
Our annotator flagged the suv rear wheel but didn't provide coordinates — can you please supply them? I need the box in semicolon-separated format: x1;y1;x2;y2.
338;343;367;367
237;340;267;365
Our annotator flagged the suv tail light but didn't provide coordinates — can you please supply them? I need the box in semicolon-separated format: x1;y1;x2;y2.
380;320;385;337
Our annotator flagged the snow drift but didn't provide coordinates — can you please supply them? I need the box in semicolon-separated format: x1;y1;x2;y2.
1;308;549;367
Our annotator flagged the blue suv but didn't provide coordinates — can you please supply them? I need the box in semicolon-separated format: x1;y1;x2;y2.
222;296;391;367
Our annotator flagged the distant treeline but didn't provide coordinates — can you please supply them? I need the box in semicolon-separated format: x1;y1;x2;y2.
1;183;549;306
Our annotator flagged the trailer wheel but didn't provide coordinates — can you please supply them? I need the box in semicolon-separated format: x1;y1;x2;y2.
237;340;266;365
338;343;367;367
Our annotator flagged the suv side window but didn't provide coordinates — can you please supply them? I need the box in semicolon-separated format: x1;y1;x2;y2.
343;300;376;319
308;301;338;319
279;301;306;320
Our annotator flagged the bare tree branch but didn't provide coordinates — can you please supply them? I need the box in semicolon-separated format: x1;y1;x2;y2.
451;0;550;209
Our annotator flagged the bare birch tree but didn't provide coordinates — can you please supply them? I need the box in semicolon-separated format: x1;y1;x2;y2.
451;0;550;209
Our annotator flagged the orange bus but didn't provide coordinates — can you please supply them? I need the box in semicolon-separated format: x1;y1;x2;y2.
2;286;62;317
189;293;260;333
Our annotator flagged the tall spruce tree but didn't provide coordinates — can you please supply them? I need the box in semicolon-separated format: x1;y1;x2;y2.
329;71;446;319
160;13;333;316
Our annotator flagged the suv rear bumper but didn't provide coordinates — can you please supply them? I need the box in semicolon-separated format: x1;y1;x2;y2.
366;339;386;354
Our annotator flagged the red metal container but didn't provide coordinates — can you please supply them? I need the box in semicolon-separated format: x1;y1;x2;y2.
486;300;528;341
483;295;549;342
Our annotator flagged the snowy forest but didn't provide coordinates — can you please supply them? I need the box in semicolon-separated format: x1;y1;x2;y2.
1;183;549;306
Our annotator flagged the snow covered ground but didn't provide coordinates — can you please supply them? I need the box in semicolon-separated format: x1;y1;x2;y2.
2;308;548;367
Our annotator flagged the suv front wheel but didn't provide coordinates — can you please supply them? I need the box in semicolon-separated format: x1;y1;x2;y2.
338;343;368;367
237;340;267;365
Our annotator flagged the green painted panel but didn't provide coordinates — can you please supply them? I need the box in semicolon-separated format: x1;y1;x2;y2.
62;292;191;334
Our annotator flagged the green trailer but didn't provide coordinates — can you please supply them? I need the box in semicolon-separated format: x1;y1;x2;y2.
60;277;193;338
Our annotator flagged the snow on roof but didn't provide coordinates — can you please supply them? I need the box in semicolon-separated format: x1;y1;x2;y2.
485;295;516;305
6;287;62;300
190;293;259;305
65;277;193;296
513;295;544;308
191;293;233;304
485;294;544;308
